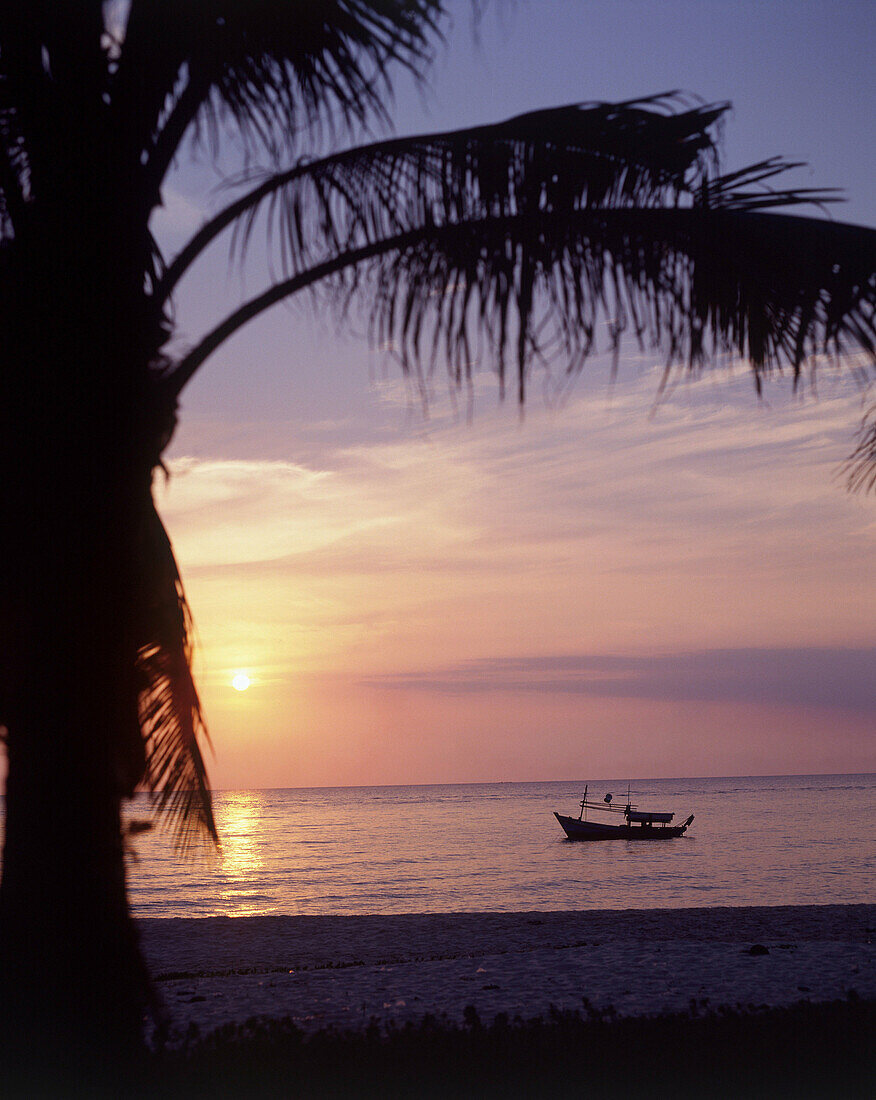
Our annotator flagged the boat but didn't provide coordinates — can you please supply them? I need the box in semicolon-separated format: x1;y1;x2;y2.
554;785;694;841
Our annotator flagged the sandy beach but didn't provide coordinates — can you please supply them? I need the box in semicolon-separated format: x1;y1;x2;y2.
139;904;875;1037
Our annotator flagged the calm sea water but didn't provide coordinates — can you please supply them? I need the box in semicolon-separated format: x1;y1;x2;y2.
125;775;875;918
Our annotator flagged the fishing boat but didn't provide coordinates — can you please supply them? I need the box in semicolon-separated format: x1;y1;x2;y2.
554;786;693;841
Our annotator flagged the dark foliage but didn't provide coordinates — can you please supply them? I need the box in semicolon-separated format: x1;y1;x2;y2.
128;996;876;1099
165;96;876;409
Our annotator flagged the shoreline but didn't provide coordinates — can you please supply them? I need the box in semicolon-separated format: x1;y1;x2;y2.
139;903;875;1036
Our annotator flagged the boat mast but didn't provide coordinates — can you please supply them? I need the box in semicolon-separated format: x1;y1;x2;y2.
578;785;588;821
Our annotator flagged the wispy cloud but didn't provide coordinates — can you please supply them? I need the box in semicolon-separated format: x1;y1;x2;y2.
157;371;874;691
157;452;476;570
361;647;876;713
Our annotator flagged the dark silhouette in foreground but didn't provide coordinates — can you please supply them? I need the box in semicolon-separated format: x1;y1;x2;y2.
73;997;876;1098
0;3;874;1087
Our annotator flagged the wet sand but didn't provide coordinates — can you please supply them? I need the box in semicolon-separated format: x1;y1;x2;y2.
139;904;875;1036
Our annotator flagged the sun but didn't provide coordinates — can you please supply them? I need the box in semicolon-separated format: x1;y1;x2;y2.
231;673;251;692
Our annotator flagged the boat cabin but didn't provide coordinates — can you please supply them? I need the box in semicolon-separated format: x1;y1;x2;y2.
625;809;674;824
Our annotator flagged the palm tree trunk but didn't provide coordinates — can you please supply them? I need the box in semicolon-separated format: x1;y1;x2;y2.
0;386;153;1089
0;722;149;1088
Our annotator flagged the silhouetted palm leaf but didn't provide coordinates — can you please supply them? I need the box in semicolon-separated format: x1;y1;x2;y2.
160;95;727;297
117;0;446;185
165;98;875;406
136;498;217;852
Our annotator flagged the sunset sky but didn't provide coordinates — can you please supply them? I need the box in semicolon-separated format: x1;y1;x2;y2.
154;1;874;789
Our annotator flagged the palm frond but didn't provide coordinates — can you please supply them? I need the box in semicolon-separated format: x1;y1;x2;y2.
199;0;445;146
136;495;217;852
119;0;448;188
159;94;729;301
347;208;876;400
166;98;874;404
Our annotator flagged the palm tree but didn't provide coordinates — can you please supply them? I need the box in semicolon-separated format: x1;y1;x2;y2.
0;0;873;1080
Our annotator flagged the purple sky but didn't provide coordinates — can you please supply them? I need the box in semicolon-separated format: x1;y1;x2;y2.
153;1;875;787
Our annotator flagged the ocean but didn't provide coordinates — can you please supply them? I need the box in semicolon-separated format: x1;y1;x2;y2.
125;774;875;919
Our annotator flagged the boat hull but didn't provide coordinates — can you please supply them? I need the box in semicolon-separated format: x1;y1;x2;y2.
554;812;691;841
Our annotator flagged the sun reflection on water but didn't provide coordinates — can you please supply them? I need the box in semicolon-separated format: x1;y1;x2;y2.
216;791;265;916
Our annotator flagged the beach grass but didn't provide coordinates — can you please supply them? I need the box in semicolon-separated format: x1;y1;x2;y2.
144;995;874;1099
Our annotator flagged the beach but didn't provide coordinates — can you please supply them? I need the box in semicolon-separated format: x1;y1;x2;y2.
139;903;875;1037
